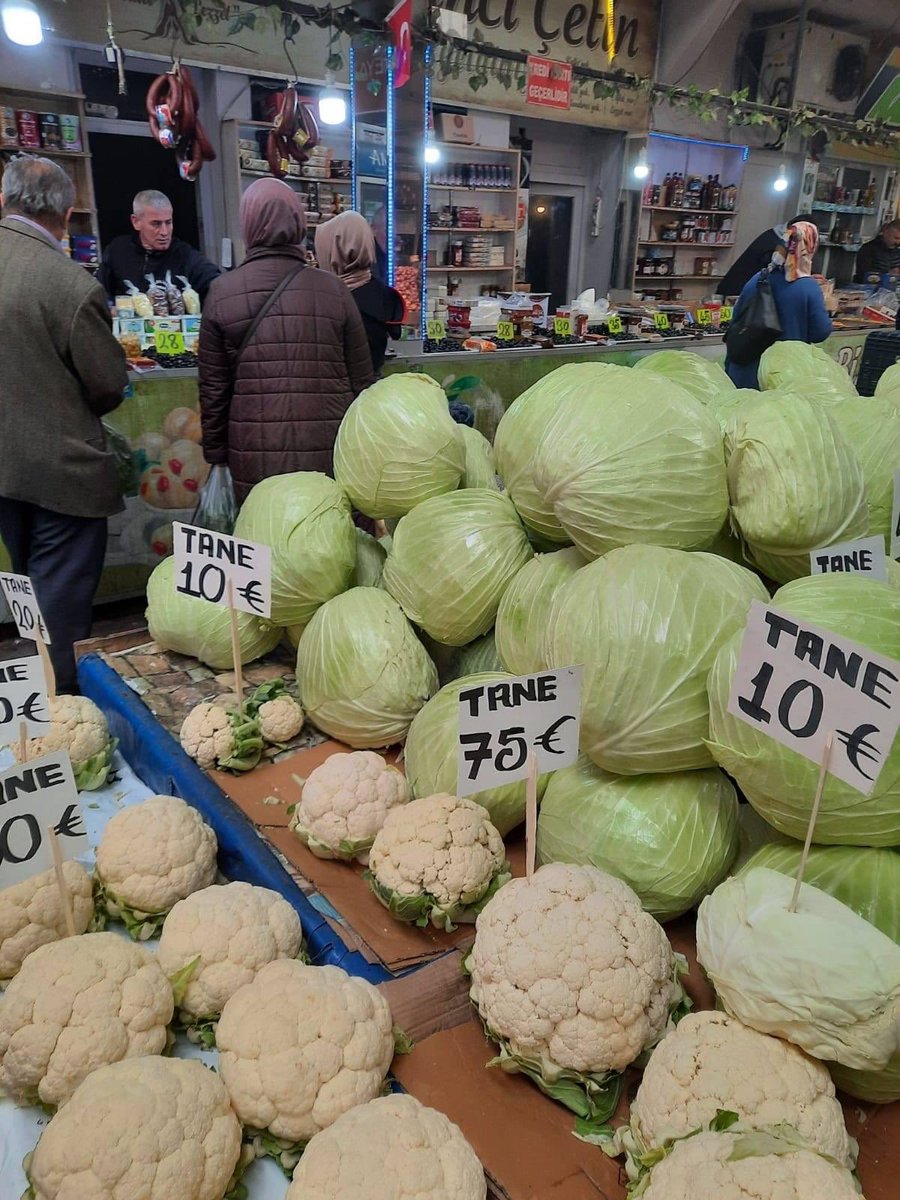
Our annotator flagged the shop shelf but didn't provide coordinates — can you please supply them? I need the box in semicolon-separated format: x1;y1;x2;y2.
811;202;877;214
635;273;724;280
638;240;734;247
426;264;511;271
428;184;516;194
240;168;351;185
642;205;738;215
427;226;515;233
825;243;863;252
11;146;90;159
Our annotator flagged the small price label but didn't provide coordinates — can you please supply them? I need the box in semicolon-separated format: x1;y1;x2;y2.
606;314;623;335
0;656;50;738
154;330;185;356
456;668;582;797
173;524;272;619
0;753;87;888
810;535;887;582
653;313;670;330
553;316;572;336
727;600;900;796
497;320;516;341
426;319;446;341
0;574;50;644
720;305;734;323
696;308;712;326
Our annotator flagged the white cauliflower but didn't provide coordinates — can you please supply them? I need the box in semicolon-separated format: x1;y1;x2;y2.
25;1056;242;1200
0;932;174;1108
157;883;304;1039
0;862;94;982
15;695;115;791
621;1012;854;1171
179;702;263;773
95;796;218;939
246;679;305;745
290;751;410;862
286;1094;486;1200
467;862;687;1127
216;959;394;1168
367;793;510;930
635;1129;863;1200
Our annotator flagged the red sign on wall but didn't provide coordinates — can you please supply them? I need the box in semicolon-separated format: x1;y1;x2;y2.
525;56;573;110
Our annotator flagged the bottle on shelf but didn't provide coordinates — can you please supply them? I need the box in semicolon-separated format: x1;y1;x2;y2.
661;173;672;206
686;176;702;209
710;175;721;209
673;173;685;207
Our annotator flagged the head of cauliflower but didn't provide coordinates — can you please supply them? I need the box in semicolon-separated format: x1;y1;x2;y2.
179;703;264;773
290;751;410;862
95;795;218;939
245;678;305;745
16;695;115;791
0;932;174;1108
467;862;687;1128
0;861;94;982
367;793;510;931
216;960;395;1157
158;882;304;1032
26;1056;242;1200
286;1094;486;1200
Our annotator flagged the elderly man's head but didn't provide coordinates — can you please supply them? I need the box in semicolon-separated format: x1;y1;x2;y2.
880;219;900;251
132;189;174;252
0;154;75;237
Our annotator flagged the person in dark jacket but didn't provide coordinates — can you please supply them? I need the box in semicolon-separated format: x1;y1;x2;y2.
315;211;404;372
725;220;832;389
719;214;808;301
96;189;220;304
198;178;375;503
853;219;900;284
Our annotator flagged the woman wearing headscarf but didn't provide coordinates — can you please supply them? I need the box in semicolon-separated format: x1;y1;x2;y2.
315;211;404;372
725;219;832;389
199;178;374;502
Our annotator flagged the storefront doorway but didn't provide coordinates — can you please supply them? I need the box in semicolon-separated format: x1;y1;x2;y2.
526;193;574;311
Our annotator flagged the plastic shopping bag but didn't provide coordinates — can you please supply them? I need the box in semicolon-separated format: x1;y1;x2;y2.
191;464;237;534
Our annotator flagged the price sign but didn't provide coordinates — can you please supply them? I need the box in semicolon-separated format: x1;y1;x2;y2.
606;314;623;335
154;330;185;356
695;308;712;326
0;656;50;738
892;470;900;560
720;305;734;323
426;319;446;341
0;752;87;888
553;316;572;336
456;668;582;797
653;313;670;330
810;535;887;583
497;320;516;341
727;600;900;795
173;524;272;619
0;574;50;643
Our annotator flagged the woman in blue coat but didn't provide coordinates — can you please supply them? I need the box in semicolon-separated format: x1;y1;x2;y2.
725;220;832;388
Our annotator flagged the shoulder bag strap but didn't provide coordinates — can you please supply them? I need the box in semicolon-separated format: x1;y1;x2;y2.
236;263;305;360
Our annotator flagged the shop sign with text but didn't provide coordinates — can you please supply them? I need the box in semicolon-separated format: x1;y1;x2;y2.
526;56;572;109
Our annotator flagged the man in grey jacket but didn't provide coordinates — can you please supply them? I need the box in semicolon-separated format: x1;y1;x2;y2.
0;155;128;693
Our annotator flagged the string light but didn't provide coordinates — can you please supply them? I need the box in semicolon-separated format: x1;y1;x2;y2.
773;163;789;193
1;0;43;46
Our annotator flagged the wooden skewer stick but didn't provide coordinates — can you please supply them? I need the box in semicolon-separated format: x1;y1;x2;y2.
226;580;244;715
525;751;539;882
18;720;28;764
37;636;56;701
47;825;76;937
788;732;834;913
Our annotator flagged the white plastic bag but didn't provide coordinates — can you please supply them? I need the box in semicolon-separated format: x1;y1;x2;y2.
190;464;237;534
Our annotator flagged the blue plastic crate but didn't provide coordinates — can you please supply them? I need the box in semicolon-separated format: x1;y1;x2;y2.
856;330;900;396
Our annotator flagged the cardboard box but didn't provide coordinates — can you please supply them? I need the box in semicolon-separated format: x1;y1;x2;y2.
440;112;476;144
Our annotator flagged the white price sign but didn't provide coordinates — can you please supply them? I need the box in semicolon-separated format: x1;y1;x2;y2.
456;668;582;797
728;600;900;795
892;470;900;561
810;535;887;582
173;524;272;619
0;752;87;888
0;656;50;738
0;574;50;643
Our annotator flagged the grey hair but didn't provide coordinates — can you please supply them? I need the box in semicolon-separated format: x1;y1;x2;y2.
1;154;75;221
133;189;172;215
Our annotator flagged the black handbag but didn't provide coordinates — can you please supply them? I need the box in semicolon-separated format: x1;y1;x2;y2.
724;268;782;366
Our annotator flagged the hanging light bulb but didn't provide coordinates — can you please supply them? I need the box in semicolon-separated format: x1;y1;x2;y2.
318;72;347;126
773;163;789;193
633;147;650;180
1;0;43;46
424;140;441;165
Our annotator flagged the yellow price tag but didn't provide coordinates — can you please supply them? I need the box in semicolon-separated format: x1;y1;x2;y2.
426;319;446;341
653;313;670;331
497;321;515;341
696;308;712;326
553;316;572;337
720;305;734;323
607;314;623;335
154;330;185;356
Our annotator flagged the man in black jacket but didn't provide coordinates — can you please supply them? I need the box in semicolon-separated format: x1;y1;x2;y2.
854;220;900;284
96;189;220;304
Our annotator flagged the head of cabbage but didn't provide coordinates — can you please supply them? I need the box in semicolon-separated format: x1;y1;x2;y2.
459;425;498;490
404;672;547;835
758;341;857;402
353;528;387;588
537;757;738;921
710;388;757;433
828;396;900;544
724;392;868;582
707;573;900;846
875;362;900;408
421;631;503;688
334;373;465;518
233;472;356;627
495;547;586;677
146;556;280;668
545;545;768;774
533;363;728;559
383;489;532;646
296;586;438;748
632;350;735;406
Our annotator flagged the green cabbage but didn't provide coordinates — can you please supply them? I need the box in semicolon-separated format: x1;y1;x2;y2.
710;388;757;432
724;392;868;582
334;374;465;518
875;362;900;407
545;546;768;774
383;489;532;646
732;803;795;872
632;350;735;406
145;556;281;668
707;573;900;846
459;424;498;489
533;363;728;559
296;587;438;748
495;547;586;676
537;757;739;921
758;341;857;402
234;472;355;628
828;397;900;543
353;528;387;588
422;631;503;687
403;673;547;835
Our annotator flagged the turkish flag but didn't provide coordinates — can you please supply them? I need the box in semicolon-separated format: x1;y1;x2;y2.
387;0;413;90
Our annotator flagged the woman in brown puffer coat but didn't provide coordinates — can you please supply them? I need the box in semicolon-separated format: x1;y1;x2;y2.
199;178;374;502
